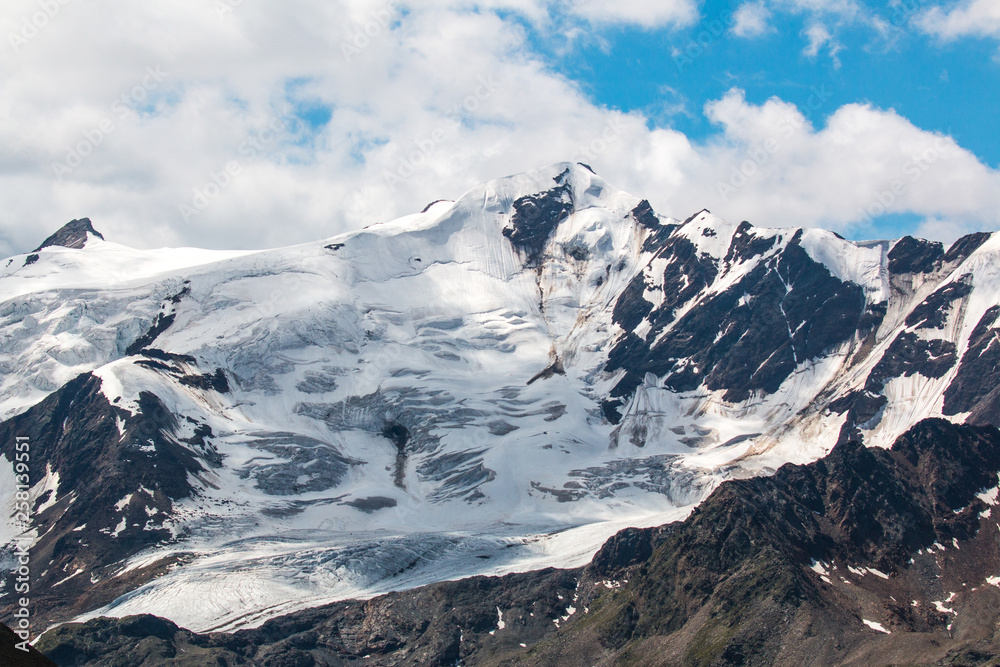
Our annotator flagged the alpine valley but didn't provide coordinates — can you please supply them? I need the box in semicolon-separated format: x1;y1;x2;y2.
3;163;1000;665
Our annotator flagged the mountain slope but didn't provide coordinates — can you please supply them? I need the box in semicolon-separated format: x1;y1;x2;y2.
1;162;998;634
35;418;1000;666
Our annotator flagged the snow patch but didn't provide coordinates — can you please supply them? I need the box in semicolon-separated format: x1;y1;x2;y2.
862;619;890;634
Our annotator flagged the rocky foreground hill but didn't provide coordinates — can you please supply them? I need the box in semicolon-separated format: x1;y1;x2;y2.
27;418;1000;666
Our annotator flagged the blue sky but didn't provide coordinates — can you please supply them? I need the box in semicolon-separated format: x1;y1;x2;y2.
1;0;999;252
540;3;1000;166
542;1;999;166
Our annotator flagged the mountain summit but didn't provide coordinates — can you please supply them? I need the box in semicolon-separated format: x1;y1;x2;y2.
33;217;104;252
1;163;998;637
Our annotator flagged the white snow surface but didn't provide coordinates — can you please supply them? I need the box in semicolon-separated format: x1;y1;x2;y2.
0;163;995;633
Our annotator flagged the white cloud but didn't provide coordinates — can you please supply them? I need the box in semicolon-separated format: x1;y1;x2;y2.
0;0;997;258
917;0;1000;41
563;0;699;29
803;22;835;55
684;89;1000;241
779;0;863;20
770;0;892;61
732;2;773;37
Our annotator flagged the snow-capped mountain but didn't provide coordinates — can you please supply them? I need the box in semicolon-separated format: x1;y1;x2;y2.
1;163;997;634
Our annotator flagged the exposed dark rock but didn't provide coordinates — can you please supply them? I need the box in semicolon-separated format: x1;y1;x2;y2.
344;496;398;513
944;305;1000;426
124;287;190;356
420;200;449;213
23;253;39;266
526;358;565;385
905;274;973;329
502;170;574;268
887;236;944;275
141;348;197;365
383;421;410;488
629;200;661;231
179;368;230;393
943;232;992;264
511;419;1000;665
607;229;720;397
125;312;177;356
868;332;958;388
723;220;777;266
1;621;57;666
601;398;623;425
0;374;217;629
608;233;868;403
587;525;673;578
839;332;960;431
33;218;104;252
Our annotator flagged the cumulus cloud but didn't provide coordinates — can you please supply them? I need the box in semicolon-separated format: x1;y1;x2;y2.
0;0;997;257
917;0;1000;41
680;89;1000;241
732;2;773;37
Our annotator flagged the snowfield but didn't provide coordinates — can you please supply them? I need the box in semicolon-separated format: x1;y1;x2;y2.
0;163;996;632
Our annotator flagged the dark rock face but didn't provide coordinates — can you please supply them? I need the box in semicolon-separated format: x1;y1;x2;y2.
502;170;574;268
944;305;1000;426
905;275;973;329
37;419;1000;666
382;421;410;488
124;285;190;356
33;218;105;252
868;332;958;387
178;368;231;393
588;525;673;578
943;231;992;264
608;230;869;403
1;621;56;666
0;374;219;628
887;236;944;275
841;331;960;429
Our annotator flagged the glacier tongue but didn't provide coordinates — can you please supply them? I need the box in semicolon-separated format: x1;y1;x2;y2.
0;162;997;632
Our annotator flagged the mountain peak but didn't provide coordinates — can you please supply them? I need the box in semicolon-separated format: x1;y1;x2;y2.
33;218;104;252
